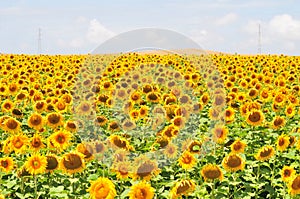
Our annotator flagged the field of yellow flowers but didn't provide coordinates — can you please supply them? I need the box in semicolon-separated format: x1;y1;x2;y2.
0;52;300;199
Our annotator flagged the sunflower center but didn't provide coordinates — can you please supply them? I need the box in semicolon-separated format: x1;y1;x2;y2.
1;160;8;168
284;170;291;177
292;177;300;190
7;120;18;130
32;139;42;148
278;138;285;147
248;112;261;123
260;148;272;157
57;135;66;144
135;189;147;199
227;155;242;168
48;115;60;124
176;182;190;194
31;116;42;125
46;156;58;170
233;142;242;151
215;128;224;138
274;118;284;126
14;139;23;148
32;160;41;169
204;169;221;179
95;184;109;198
137;162;155;178
63;154;82;170
182;155;192;164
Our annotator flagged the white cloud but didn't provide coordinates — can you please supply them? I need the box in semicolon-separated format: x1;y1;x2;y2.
269;14;300;40
86;19;115;44
215;13;238;26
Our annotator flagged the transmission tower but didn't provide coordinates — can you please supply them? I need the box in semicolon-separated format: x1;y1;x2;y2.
38;28;42;54
258;24;262;54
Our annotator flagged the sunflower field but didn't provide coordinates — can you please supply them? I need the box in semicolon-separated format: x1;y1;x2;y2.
0;52;300;199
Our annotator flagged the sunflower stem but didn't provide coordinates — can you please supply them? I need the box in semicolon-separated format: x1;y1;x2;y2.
255;163;260;199
34;174;37;199
211;180;216;199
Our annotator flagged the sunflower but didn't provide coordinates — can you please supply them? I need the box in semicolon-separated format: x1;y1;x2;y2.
122;119;136;131
29;133;45;152
272;116;285;129
187;140;202;154
281;165;296;182
28;113;44;130
230;139;247;154
178;151;197;170
212;125;228;144
285;105;296;118
255;145;275;161
1;99;14;112
46;112;64;129
289;136;296;147
45;154;59;173
246;110;264;126
0;156;14;173
208;108;221;121
95;115;108;127
146;92;161;103
24;154;47;175
49;130;72;152
108;121;120;132
2;117;21;133
76;101;93;115
12;108;23;118
94;141;106;154
163;143;178;159
128;181;155;199
170;179;196;199
201;164;223;181
277;134;290;152
10;134;29;154
288;175;300;196
60;151;85;174
33;100;47;112
172;116;186;129
129;109;140;121
225;107;235;123
222;153;245;172
130;91;142;104
108;134;134;151
139;105;149;118
64;120;78;132
111;161;132;180
88;177;116;199
274;93;286;106
133;155;160;181
76;143;94;161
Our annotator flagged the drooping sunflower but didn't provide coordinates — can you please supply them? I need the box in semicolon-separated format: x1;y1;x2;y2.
133;155;160;181
281;165;296;182
64;120;78;133
46;112;64;129
271;116;285;129
277;134;290;152
128;181;155;199
76;143;94;161
45;154;59;173
255;145;275;161
108;121;121;132
172;116;186;129
0;156;14;173
88;177;116;199
29;133;45;152
146;92;161;103
222;153;245;172
49;130;72;152
201;164;223;181
122;119;136;131
212;125;228;144
95;115;108;127
288;175;300;196
2;117;21;133
170;179;196;199
246;109;264;126
111;161;132;180
24;154;47;175
27;113;44;130
108;134;134;151
60;151;85;174
178;151;197;170
230;139;247;154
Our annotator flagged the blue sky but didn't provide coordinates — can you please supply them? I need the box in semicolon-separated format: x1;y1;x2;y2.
1;0;300;55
